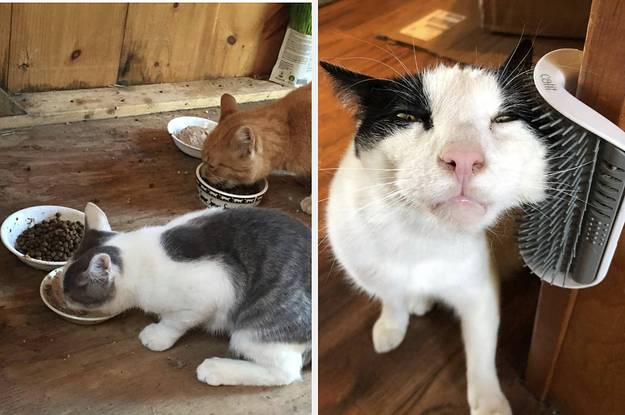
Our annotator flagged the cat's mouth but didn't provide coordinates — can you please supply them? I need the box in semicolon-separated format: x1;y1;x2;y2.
431;195;487;217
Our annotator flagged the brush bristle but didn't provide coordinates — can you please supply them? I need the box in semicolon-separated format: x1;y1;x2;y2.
517;100;601;285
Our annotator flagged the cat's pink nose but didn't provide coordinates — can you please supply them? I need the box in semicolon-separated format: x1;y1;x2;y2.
442;150;485;186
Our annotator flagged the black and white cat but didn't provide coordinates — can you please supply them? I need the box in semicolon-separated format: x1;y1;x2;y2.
60;203;311;386
321;40;546;415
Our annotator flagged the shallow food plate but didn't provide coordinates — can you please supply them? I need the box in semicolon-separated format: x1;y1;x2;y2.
40;268;119;325
1;205;85;271
167;116;217;159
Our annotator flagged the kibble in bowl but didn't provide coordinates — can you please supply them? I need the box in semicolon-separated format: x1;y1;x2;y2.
1;206;85;271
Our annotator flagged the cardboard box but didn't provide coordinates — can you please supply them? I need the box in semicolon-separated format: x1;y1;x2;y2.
374;0;584;68
479;0;592;39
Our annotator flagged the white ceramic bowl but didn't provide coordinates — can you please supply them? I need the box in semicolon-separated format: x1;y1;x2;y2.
167;116;217;159
1;206;85;271
40;268;118;325
195;164;268;209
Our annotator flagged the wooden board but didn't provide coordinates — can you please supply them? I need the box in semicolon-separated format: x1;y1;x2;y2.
374;0;584;68
0;78;293;130
524;285;578;400
118;3;289;85
0;103;311;415
0;3;11;90
0;87;25;117
318;0;557;413
526;1;625;414
7;3;127;93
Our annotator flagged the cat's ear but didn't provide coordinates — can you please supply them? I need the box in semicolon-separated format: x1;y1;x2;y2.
320;61;387;110
88;253;112;283
220;94;238;122
84;203;111;232
499;39;533;78
230;126;255;158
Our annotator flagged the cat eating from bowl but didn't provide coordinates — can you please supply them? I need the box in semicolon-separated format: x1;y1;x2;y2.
59;203;311;386
200;84;312;214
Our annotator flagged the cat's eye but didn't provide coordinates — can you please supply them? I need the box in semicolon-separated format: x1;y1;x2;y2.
493;115;517;123
396;113;417;122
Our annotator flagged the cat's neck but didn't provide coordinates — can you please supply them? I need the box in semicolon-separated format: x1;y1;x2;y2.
101;227;162;312
244;91;311;175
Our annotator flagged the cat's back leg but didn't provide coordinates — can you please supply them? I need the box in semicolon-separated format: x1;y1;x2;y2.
196;330;306;386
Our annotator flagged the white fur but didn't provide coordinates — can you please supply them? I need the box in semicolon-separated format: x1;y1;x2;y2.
197;331;305;386
327;66;547;415
66;204;304;387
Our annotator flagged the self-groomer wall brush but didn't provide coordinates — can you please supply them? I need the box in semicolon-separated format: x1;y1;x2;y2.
518;48;625;289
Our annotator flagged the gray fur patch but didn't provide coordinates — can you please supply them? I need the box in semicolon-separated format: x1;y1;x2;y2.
63;228;122;308
160;208;311;345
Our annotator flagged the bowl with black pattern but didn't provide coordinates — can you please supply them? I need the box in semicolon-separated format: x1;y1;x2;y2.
195;164;268;209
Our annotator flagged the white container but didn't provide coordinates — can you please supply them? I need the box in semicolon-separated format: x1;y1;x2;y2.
1;206;85;271
195;164;268;209
167;116;217;159
270;27;312;88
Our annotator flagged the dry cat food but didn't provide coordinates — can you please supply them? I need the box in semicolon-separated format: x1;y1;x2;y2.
206;179;265;196
15;212;84;261
177;126;209;148
44;279;87;317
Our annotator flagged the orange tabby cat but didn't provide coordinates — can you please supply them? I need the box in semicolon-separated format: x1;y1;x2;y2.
200;83;312;213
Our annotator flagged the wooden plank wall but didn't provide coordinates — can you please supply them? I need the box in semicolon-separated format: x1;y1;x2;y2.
8;3;127;92
0;3;289;93
0;3;11;90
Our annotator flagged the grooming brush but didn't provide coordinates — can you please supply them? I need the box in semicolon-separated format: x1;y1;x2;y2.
517;49;625;289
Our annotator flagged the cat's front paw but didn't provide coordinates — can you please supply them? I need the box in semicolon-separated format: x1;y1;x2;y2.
407;296;434;316
469;392;512;415
139;323;178;352
372;317;407;354
197;358;230;386
300;196;312;215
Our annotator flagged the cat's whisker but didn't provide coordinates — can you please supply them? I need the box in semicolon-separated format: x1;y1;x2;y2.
329;56;403;79
318;167;409;172
329;30;412;68
411;36;419;73
385;44;411;77
544;161;594;175
316;178;412;203
324;254;339;284
316;187;407;236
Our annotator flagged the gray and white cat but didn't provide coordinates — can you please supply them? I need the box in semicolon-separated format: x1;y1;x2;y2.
60;203;311;386
321;40;546;415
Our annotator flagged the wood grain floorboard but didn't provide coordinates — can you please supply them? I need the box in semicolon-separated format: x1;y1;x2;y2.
318;1;558;414
0;103;310;415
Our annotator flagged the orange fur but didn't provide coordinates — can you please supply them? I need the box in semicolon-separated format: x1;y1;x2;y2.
200;83;311;186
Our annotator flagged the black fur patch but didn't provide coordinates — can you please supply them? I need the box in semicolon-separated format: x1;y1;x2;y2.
495;39;538;131
72;229;115;259
161;208;311;344
320;61;432;155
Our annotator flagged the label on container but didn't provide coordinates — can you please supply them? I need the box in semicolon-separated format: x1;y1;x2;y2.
399;9;466;41
270;27;312;87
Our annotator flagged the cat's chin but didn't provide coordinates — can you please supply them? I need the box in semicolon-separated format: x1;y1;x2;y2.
430;196;490;232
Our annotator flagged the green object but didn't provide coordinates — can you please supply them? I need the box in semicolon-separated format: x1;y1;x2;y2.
289;3;312;36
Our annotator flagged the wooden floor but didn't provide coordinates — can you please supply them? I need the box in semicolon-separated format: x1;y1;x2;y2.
0;103;310;415
318;1;559;414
